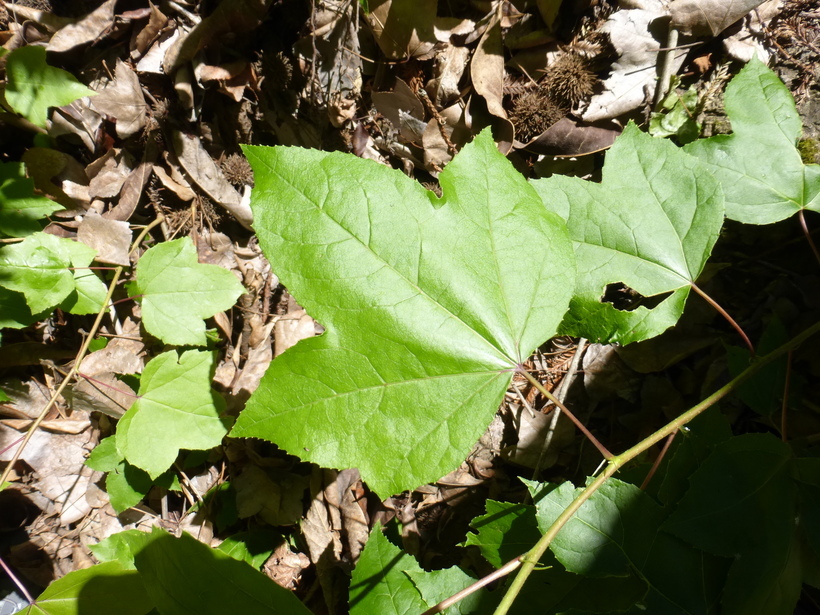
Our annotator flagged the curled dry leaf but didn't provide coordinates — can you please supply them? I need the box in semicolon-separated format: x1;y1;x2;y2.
366;0;438;60
90;60;147;139
153;165;196;202
371;78;426;143
132;3;168;57
47;0;117;53
49;99;102;153
273;309;316;358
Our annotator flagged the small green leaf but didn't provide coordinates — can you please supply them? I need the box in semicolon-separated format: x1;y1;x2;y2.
0;161;63;237
0;232;78;313
407;567;497;615
532;122;724;344
464;499;538;568
0;287;37;329
0;388;9;402
350;526;428;615
116;350;232;478
5;46;96;128
13;560;152;615
649;78;700;143
133;529;311;615
233;128;575;496
684;58;820;224
217;530;283;569
129;237;244;346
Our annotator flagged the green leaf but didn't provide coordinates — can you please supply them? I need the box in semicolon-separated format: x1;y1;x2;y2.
663;434;801;615
349;526;428;615
5;46;96;128
531;122;724;344
13;560;153;615
684;58;820;224
232;128;575;496
649;78;700;144
0;161;63;237
0;232;93;314
60;237;107;315
132;529;311;615
533;479;727;614
88;436;179;512
89;529;149;570
407;567;497;615
0;387;9;402
726;317;789;416
217;530;283;569
0;286;38;329
129;237;245;346
116;350;232;478
464;499;539;568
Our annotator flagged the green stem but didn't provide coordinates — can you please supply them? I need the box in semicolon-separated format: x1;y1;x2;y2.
491;319;820;615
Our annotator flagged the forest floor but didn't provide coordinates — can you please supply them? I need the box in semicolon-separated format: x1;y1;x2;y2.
1;0;819;614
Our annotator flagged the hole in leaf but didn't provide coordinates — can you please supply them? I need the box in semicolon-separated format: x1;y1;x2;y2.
601;282;672;312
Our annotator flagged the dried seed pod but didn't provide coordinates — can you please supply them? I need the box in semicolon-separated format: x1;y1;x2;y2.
542;54;598;107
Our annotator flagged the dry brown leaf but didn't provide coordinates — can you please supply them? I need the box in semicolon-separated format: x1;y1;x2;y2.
77;213;132;265
4;4;74;32
133;3;168;57
427;45;471;108
49;100;102;153
172;131;252;229
582;7;682;122
90;60;147;139
88;150;133;200
163;0;272;73
47;0;117;53
470;10;515;152
105;143;157;222
520;117;620;156
263;541;310;591
153;165;196;201
371;78;426;143
274;309;316;358
366;0;439;60
669;0;769;37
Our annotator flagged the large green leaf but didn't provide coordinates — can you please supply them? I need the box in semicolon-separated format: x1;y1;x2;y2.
684;58;820;224
0;232;102;314
13;560;152;615
128;237;245;346
464;499;539;568
531;122;724;345
663;434;803;615
232;128;575;496
349;526;427;615
533;479;727;614
116;350;232;478
132;529;312;615
0;162;63;237
5;46;96;128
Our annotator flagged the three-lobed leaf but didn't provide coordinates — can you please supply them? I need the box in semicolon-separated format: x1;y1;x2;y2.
684;58;820;224
5;46;96;128
115;350;232;478
128;237;245;346
232;128;575;496
531;122;725;344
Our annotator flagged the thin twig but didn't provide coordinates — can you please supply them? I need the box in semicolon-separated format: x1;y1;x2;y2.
798;209;820;268
519;369;613;460
532;339;587;479
639;430;677;491
690;282;754;357
0;555;33;604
